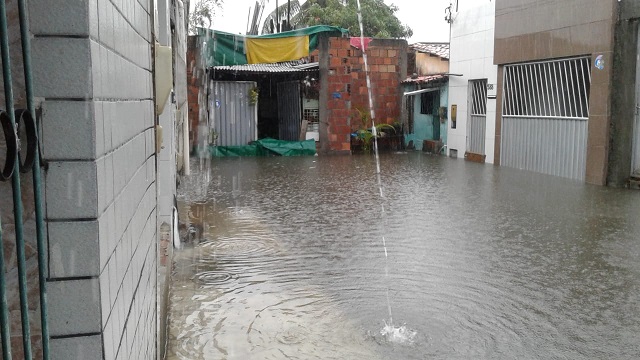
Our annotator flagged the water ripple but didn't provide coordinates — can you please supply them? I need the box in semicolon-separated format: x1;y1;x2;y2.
168;154;640;360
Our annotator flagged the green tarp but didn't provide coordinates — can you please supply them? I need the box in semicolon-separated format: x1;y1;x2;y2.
210;138;317;157
197;25;348;67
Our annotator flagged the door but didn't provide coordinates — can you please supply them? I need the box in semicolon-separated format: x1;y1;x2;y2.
277;81;302;141
432;90;441;141
211;81;258;146
467;79;487;155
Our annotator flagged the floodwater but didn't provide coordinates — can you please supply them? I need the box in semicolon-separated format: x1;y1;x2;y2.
167;153;640;360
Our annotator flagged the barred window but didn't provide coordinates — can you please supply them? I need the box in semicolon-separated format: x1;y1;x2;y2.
470;79;487;116
420;91;438;115
503;57;591;119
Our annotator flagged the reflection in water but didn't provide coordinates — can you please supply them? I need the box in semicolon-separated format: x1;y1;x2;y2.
167;154;640;359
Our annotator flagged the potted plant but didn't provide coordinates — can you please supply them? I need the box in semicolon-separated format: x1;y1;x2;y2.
351;107;396;153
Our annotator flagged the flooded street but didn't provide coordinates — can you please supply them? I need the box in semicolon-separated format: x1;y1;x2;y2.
167;153;640;359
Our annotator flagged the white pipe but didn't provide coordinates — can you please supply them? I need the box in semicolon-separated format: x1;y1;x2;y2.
403;88;440;97
183;110;190;175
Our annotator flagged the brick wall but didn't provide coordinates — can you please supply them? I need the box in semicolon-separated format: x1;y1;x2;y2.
29;0;158;359
323;37;407;153
187;36;200;150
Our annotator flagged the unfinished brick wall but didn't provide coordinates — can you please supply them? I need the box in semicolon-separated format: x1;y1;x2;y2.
323;37;407;153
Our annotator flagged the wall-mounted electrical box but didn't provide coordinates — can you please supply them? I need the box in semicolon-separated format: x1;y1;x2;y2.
451;104;457;128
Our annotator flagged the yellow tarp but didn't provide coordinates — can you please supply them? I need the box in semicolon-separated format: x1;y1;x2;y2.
246;35;310;64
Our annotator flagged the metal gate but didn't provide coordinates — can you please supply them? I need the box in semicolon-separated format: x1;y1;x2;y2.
468;79;487;155
1;0;50;358
501;57;591;181
633;28;640;177
210;81;258;146
277;81;302;141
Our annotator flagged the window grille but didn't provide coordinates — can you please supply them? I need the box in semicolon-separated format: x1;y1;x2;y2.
420;91;437;115
303;108;319;131
503;57;591;119
468;79;488;155
470;79;487;115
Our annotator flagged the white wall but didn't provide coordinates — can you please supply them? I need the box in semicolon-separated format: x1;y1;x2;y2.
30;0;163;358
447;0;497;163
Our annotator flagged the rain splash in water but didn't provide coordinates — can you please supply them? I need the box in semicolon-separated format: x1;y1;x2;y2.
354;0;417;344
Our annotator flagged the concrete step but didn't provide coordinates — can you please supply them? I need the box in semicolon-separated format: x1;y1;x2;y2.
629;176;640;190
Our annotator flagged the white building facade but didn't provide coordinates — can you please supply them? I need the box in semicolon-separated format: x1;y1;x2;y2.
447;0;497;163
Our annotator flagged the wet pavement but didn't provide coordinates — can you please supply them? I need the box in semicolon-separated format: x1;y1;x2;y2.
166;153;640;359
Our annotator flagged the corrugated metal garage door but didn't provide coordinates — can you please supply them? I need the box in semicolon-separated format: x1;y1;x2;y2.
210;81;258;146
501;57;591;181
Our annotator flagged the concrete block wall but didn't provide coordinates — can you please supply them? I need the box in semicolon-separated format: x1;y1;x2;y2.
30;0;157;359
322;37;407;153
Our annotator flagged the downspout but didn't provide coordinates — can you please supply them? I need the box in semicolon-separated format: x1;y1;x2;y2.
183;1;190;175
149;3;159;360
183;110;190;175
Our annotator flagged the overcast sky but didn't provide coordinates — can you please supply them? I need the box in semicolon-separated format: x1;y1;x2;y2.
205;0;455;42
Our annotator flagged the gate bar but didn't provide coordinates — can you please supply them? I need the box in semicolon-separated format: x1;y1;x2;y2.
0;219;11;359
17;0;50;356
0;0;33;358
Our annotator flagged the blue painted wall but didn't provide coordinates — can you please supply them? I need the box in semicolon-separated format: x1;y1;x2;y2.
404;84;448;150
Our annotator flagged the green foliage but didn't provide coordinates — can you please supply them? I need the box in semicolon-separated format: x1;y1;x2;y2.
302;0;412;38
189;0;223;34
249;87;259;105
353;107;396;152
261;0;412;38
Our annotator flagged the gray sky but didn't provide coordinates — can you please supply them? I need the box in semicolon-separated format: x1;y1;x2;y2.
206;0;454;42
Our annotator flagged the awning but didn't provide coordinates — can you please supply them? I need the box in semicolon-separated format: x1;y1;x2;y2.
402;74;448;85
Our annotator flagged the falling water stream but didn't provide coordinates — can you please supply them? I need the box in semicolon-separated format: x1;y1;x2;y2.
354;0;416;344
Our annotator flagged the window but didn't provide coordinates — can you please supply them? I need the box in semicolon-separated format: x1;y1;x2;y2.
420;91;438;115
470;79;488;116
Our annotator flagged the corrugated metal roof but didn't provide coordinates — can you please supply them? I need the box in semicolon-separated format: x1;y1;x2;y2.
213;61;319;73
402;74;448;85
410;43;450;59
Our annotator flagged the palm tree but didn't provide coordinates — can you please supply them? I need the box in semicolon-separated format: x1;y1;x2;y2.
261;0;307;34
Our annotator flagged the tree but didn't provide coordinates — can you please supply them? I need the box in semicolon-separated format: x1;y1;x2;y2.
190;0;223;34
262;0;412;39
